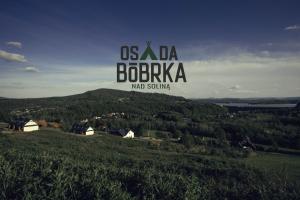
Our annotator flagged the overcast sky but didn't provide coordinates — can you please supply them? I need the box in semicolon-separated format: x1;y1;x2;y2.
0;0;300;98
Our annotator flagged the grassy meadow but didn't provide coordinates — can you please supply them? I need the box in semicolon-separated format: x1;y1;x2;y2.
243;152;300;181
0;128;299;199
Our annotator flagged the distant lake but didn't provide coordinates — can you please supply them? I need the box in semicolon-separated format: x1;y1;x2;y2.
216;103;297;108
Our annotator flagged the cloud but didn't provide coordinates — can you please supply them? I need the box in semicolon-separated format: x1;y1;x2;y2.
6;41;22;48
229;84;241;91
284;25;300;31
260;50;270;56
229;86;258;94
23;66;40;73
266;42;273;46
0;50;27;62
228;85;257;94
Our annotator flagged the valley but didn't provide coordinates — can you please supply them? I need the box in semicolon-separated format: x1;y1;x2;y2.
0;89;299;199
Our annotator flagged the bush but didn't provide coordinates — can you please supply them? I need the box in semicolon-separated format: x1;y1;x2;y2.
181;132;195;148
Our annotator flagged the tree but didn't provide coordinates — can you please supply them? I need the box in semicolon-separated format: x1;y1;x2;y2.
181;132;194;149
173;130;182;139
135;123;146;137
215;127;226;140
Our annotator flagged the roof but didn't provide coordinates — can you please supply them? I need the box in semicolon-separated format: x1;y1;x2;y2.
10;118;37;128
24;120;38;127
71;123;93;133
109;129;130;136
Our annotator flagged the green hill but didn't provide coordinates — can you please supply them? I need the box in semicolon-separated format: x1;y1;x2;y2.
0;88;225;131
0;88;187;119
0;88;186;116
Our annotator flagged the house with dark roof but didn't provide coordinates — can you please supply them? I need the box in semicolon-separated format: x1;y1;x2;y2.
9;118;39;132
71;123;94;135
109;129;134;138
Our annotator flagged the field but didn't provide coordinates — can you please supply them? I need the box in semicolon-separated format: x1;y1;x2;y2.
243;152;300;181
0;128;299;199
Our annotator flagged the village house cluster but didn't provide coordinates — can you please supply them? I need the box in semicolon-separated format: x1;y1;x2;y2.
6;117;134;138
93;112;126;120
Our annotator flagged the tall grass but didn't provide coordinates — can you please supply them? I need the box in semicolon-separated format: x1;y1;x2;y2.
0;130;299;199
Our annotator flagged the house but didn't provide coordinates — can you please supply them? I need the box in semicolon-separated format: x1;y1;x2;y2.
71;123;94;135
23;120;39;132
109;129;134;138
9;119;39;132
84;126;94;135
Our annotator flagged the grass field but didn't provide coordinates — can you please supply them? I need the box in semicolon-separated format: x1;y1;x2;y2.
243;152;300;181
0;128;299;199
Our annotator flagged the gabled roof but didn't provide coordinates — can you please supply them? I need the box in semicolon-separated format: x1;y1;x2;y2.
109;129;130;136
71;123;93;133
24;120;38;127
10;118;37;128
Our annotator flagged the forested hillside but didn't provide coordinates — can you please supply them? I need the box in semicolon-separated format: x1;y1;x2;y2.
1;89;300;150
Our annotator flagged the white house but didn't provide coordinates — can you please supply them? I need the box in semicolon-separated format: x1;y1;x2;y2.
71;123;94;135
109;129;134;138
23;120;39;132
122;130;134;138
85;126;94;135
9;119;39;132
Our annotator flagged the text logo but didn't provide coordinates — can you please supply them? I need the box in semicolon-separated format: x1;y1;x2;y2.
117;42;186;90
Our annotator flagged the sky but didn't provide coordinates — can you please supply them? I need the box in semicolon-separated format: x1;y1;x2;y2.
0;0;300;98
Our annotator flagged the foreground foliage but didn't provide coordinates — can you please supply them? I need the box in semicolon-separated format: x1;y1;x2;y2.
0;130;299;199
